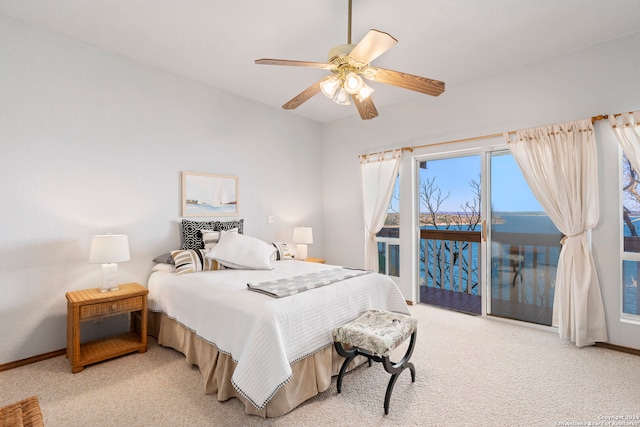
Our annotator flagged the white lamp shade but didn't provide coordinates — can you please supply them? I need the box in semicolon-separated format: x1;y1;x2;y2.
292;227;313;244
89;234;130;263
357;82;374;100
331;87;351;105
320;75;340;98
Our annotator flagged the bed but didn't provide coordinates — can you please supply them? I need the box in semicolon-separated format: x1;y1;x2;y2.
147;256;409;417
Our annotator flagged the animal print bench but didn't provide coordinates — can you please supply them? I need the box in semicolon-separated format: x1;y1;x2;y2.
332;309;418;415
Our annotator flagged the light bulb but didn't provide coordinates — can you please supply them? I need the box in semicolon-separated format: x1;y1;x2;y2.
343;72;363;95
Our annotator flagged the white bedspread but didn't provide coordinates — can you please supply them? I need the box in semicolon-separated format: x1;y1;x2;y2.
147;261;409;409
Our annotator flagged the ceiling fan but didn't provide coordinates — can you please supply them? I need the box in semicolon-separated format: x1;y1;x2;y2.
255;0;445;120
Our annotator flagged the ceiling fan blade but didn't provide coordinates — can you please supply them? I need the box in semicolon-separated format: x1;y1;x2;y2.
282;79;323;110
255;58;334;70
348;30;397;65
370;67;445;96
352;95;378;120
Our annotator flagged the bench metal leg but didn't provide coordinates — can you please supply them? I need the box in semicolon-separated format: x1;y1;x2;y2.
334;330;417;415
334;341;374;393
382;331;417;414
334;341;356;393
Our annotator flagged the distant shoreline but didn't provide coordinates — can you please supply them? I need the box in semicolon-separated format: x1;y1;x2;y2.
383;211;552;227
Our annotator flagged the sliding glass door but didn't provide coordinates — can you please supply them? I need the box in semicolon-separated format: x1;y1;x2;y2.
487;151;562;325
415;148;562;326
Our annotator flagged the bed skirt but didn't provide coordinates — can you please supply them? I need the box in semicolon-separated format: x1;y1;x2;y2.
148;311;363;418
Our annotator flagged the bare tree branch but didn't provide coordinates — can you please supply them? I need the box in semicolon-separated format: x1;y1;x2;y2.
419;174;479;292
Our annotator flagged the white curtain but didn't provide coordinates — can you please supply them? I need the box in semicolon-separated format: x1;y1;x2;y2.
361;149;402;271
609;111;640;174
505;119;608;347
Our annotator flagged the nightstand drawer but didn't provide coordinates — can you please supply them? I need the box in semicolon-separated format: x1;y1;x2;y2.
80;296;143;320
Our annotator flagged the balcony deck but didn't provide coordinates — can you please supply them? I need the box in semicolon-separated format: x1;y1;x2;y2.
420;286;481;315
419;285;553;324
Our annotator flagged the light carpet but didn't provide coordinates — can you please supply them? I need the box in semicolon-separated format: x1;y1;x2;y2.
1;304;639;427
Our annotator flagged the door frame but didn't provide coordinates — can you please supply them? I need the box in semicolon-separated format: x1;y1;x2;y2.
404;138;557;327
405;143;493;313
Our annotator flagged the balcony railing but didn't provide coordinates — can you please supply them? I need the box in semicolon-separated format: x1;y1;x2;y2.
422;228;561;323
419;229;482;314
420;229;481;294
378;227;562;323
490;231;561;319
377;229;482;285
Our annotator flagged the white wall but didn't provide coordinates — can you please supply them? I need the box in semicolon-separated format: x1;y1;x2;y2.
0;15;324;364
323;33;640;349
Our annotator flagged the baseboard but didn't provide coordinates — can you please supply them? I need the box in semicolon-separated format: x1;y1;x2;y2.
595;342;640;356
0;348;66;372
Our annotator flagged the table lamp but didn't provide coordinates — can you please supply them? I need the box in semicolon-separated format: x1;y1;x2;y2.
89;234;130;292
292;227;313;261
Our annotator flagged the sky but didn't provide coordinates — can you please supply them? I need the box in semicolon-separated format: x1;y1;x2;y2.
390;153;544;213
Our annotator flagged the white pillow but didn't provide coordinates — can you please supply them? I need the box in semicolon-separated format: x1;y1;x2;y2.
205;230;276;270
201;228;238;251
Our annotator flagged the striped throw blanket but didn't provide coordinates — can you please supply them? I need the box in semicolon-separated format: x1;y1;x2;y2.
247;268;371;298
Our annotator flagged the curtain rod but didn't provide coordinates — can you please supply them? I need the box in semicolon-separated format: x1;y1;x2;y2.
590;112;631;124
358;111;633;159
359;147;413;160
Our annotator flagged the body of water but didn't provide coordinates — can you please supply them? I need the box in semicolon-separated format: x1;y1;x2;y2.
492;213;558;234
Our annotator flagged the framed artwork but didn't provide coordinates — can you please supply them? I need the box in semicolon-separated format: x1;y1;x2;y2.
181;171;239;217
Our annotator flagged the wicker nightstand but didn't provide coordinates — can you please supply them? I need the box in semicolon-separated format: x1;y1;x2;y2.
66;282;148;373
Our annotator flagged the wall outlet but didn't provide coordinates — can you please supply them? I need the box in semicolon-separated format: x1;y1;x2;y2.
267;215;275;224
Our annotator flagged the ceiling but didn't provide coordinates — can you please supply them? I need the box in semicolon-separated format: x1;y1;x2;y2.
2;0;640;123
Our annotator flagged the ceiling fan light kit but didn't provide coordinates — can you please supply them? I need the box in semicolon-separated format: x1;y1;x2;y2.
320;70;374;104
255;0;445;120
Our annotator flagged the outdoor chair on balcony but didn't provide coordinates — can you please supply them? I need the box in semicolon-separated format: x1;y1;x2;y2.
332;310;418;415
491;242;524;287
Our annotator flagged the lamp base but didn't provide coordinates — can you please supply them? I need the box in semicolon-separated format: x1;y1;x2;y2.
100;263;119;292
296;244;308;261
